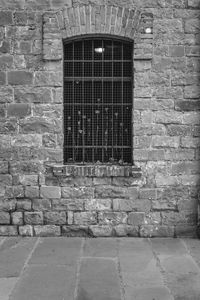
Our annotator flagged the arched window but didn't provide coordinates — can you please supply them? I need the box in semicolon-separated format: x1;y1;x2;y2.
63;36;133;164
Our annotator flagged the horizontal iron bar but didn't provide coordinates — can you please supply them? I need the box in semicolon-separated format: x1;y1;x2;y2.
64;77;132;81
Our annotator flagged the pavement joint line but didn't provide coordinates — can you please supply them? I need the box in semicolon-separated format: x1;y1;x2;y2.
148;238;175;300
73;238;85;300
116;239;126;300
0;237;7;248
9;237;40;298
181;238;200;273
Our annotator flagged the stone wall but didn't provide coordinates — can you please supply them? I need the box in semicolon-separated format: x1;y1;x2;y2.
0;0;200;237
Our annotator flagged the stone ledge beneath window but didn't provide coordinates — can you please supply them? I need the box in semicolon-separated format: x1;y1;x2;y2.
48;164;142;178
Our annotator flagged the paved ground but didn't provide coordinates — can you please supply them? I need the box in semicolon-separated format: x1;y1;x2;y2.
0;237;200;300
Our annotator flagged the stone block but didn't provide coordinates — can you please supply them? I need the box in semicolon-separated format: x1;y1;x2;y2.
140;225;174;237
0;199;16;212
40;186;61;199
32;199;51;211
0;72;6;85
0;11;13;25
9;161;43;174
62;225;91;237
16;199;32;211
0;55;13;69
152;136;180;148
169;45;184;57
19;117;61;134
34;71;62;87
0;226;18;236
14;87;52;103
44;211;66;225
5;186;24;198
34;225;61;236
85;199;112;211
113;225;139;237
18;175;38;186
24;212;43;225
113;198;151;213
74;212;97;225
52;198;84;211
11;212;23;225
0;161;8;174
89;225;113;237
25;186;39;198
127;212;145;225
19;225;33;236
7;104;31;119
0;212;10;224
98;212;127;225
8;71;33;85
0;87;13;103
95;186;138;199
0;174;12;186
61;187;94;199
0;40;11;54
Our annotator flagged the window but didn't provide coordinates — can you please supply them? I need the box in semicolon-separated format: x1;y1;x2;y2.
63;37;133;164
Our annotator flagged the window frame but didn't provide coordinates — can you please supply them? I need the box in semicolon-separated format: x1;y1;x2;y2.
63;34;134;165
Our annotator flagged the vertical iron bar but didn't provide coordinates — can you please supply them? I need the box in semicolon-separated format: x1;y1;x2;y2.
72;42;75;162
102;39;104;162
111;40;114;161
82;40;85;163
121;43;124;162
92;39;94;163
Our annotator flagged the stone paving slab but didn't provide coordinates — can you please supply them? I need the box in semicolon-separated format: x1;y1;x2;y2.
29;237;82;266
0;238;37;278
77;258;121;300
0;237;199;300
10;265;76;300
83;237;118;257
0;278;18;300
151;238;200;300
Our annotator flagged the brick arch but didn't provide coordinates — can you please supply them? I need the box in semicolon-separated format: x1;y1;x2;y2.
42;4;148;60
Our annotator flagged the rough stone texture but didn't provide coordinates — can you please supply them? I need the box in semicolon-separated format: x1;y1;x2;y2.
0;0;199;236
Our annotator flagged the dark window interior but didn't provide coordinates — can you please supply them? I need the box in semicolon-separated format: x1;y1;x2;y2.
63;37;133;164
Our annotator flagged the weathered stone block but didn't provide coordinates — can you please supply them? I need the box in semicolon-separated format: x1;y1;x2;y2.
0;174;12;186
0;72;6;85
25;186;39;198
19;117;61;134
40;186;61;199
17;200;31;211
95;186;138;199
0;55;13;69
89;225;113;237
127;212;145;225
52;198;84;211
98;212;127;225
113;199;151;213
24;212;43;225
32;199;51;211
0;87;13;103
34;225;61;236
85;199;112;211
8;71;33;85
0;40;11;54
188;0;200;7
0;199;16;212
11;211;23;225
0;161;8;174
74;212;97;225
9;161;43;174
61;187;94;199
140;225;174;237
113;225;139;237
5;186;24;198
0;11;13;25
14;87;52;103
62;225;91;237
44;211;66;225
19;225;33;236
34;71;62;87
18;175;38;186
0;225;18;236
0;212;10;224
7;104;31;118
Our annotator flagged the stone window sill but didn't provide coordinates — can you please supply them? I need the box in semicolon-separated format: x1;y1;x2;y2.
48;164;142;178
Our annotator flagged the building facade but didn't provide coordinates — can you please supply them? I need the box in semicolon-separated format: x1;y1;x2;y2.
0;0;200;237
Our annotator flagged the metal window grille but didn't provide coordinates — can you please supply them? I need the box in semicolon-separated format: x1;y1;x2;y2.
64;37;133;164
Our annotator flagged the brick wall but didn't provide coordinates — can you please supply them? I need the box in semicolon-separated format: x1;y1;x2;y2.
0;0;199;237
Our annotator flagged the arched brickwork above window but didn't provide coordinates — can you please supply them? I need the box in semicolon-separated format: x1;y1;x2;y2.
42;4;153;61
